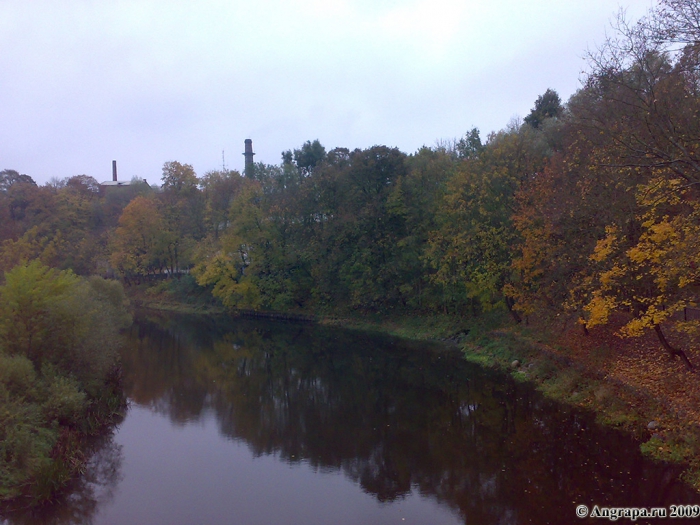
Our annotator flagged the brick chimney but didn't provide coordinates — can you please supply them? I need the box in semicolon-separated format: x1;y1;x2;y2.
243;139;255;178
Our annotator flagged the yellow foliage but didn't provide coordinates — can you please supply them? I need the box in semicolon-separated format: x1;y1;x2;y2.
599;266;624;287
582;170;700;340
584;294;617;328
109;196;165;277
590;226;618;263
0;227;67;273
192;178;266;310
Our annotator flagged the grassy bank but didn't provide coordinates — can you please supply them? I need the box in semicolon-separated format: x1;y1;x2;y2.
125;275;225;315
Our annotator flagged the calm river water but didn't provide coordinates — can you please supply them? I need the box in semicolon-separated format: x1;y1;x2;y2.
8;311;700;524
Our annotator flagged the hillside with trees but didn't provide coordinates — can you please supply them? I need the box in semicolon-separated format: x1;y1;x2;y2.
2;0;700;498
2;0;700;365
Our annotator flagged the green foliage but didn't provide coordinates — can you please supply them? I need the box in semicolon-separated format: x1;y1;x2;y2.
41;370;86;426
0;261;129;502
0;354;37;397
88;275;133;328
200;169;244;239
194;178;265;309
641;436;694;464
0;261;77;361
456;128;484;160
0;390;53;501
2;0;697;385
426;125;550;318
539;368;583;398
283;139;327;176
524;88;563;129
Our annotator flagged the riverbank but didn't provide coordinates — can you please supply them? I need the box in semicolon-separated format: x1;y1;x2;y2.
124;277;225;315
124;282;700;491
0;266;132;510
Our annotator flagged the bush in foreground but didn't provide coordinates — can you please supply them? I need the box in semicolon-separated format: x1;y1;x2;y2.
0;261;130;504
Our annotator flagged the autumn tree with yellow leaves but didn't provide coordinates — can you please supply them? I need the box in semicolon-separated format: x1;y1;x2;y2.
510;0;700;369
109;196;166;281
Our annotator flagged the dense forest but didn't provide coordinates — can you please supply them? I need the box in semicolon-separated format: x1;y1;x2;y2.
1;0;700;505
4;1;700;369
3;1;700;368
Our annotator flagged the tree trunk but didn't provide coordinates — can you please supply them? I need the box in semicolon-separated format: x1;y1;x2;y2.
654;324;694;371
505;296;522;324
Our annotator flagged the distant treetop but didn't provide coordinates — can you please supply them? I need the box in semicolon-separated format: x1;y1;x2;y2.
524;89;563;129
0;169;36;193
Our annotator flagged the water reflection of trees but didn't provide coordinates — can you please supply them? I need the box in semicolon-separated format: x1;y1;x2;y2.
0;434;123;525
120;312;699;524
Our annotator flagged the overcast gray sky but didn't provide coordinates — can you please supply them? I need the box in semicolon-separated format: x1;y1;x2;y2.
1;0;653;185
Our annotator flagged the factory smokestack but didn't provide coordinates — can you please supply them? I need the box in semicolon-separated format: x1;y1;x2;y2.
243;139;255;178
112;160;117;182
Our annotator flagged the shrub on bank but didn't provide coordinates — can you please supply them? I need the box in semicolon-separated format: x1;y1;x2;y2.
0;261;130;504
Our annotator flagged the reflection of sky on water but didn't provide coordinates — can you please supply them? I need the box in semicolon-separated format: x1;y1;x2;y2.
113;314;700;525
6;312;700;525
96;405;460;525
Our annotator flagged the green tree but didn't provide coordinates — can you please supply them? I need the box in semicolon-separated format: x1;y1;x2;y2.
194;179;264;309
333;146;409;309
426;124;550;319
456;128;484;160
523;89;563;129
282;139;327;177
2;267;128;387
200;169;245;239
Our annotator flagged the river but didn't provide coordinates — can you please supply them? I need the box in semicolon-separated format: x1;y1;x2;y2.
7;311;700;524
